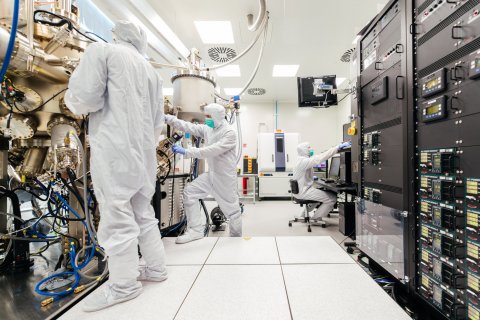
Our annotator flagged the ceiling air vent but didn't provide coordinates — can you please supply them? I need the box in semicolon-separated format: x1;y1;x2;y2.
340;48;355;62
247;88;266;96
208;47;237;63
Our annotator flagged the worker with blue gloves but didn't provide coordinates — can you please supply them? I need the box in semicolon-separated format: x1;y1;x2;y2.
65;21;167;312
166;103;241;244
292;141;351;223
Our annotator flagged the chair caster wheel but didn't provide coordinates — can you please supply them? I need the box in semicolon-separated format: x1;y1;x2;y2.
322;224;326;228
308;226;312;232
328;213;331;218
294;218;298;222
288;222;292;227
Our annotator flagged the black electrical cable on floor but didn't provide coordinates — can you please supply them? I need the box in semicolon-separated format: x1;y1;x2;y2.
338;229;355;245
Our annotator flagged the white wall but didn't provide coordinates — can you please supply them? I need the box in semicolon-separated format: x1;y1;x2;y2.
238;101;343;166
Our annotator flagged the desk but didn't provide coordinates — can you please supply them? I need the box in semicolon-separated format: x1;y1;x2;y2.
314;180;357;237
314;180;357;195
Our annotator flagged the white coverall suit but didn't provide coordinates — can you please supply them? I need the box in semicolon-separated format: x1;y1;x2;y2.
292;142;339;220
65;21;167;311
165;104;241;243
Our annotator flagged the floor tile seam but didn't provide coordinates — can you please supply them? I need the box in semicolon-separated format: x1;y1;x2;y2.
274;237;294;320
204;263;281;266
172;237;219;320
280;262;356;265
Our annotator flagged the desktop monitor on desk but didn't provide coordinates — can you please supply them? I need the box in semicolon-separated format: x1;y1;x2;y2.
313;161;328;172
328;156;341;180
313;161;328;179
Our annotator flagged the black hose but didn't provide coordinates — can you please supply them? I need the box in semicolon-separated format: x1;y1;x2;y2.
200;199;210;236
33;10;73;30
157;149;172;185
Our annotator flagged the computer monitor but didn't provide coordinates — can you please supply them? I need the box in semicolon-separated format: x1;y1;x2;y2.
297;75;338;108
313;161;328;173
328;156;341;180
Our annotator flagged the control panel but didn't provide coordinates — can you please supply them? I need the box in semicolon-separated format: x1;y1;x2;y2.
421;95;447;122
420;68;447;98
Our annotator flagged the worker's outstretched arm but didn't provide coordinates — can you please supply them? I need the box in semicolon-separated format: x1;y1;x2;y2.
297;146;339;171
65;43;107;115
165;114;207;139
185;130;236;159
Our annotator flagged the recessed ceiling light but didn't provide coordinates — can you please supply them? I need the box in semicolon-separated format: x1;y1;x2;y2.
194;21;234;44
224;88;243;96
215;65;241;77
272;65;299;77
336;78;346;86
163;88;174;96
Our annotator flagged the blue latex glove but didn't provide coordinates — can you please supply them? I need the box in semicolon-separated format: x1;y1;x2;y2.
172;144;186;155
338;141;352;150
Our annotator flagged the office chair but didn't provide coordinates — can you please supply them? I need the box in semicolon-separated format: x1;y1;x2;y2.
288;179;326;232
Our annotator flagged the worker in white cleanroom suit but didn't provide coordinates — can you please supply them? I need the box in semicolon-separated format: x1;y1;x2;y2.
293;141;351;221
65;21;167;312
165;103;241;243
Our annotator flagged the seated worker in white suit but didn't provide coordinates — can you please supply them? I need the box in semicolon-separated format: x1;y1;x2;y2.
292;141;351;222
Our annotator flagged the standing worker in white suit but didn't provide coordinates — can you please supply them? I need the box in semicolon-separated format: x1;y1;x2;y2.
65;21;167;311
293;141;351;222
166;103;242;243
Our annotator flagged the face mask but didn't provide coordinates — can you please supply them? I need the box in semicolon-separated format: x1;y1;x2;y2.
205;118;215;128
309;149;314;156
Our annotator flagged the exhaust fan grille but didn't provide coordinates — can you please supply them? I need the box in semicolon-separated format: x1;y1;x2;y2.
340;48;355;62
208;47;237;63
247;88;266;96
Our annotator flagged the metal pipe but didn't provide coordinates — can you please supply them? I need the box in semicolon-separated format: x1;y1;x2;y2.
247;0;267;32
0;28;70;83
214;17;269;101
0;0;20;81
73;133;98;247
237;23;268;96
200;13;269;71
26;0;34;54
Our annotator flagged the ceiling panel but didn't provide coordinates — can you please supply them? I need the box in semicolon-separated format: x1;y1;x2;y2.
93;0;388;102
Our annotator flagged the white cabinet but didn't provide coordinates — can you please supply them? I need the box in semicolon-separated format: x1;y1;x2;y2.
257;133;275;172
258;175;292;198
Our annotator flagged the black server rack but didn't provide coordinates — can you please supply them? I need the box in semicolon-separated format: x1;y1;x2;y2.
413;0;480;319
354;0;416;285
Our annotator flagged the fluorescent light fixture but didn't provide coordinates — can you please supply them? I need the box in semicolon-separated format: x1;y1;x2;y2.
336;78;346;86
129;0;190;58
194;21;234;44
215;65;241;77
272;65;299;77
224;88;243;96
163;88;174;96
352;35;361;45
